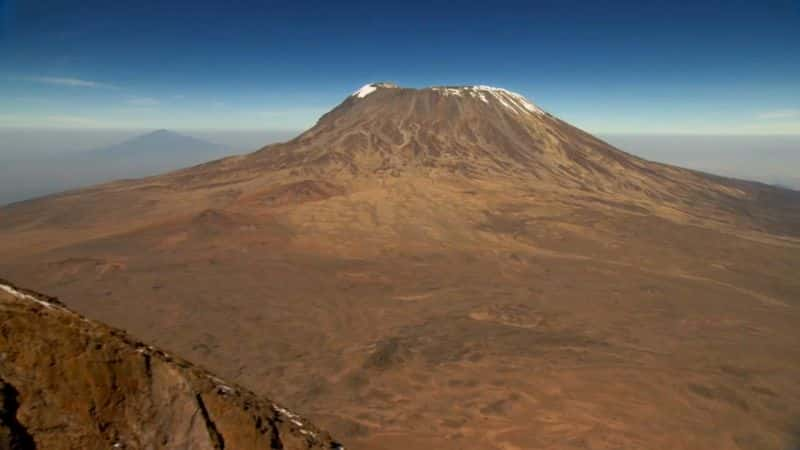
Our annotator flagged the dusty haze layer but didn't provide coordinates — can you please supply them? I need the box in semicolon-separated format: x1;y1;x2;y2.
603;133;800;190
0;128;300;205
1;83;799;450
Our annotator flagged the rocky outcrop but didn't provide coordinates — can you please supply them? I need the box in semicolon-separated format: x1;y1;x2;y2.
0;279;342;450
0;379;34;450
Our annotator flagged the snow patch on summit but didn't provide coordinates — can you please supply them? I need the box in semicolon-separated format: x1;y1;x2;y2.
352;82;398;99
353;84;378;98
433;85;545;115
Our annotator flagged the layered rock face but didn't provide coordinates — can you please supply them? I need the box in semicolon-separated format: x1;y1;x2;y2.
0;279;342;450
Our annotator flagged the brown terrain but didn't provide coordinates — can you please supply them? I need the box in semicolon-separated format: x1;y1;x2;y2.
1;82;799;449
0;278;341;450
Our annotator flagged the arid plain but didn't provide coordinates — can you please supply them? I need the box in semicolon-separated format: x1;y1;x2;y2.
2;84;799;449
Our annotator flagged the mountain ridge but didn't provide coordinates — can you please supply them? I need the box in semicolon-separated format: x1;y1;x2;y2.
0;277;342;450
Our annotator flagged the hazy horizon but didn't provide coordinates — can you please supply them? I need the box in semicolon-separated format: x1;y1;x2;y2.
0;127;797;206
0;127;301;205
0;127;301;158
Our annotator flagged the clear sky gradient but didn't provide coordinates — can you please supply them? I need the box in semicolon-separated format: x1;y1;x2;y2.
1;0;799;134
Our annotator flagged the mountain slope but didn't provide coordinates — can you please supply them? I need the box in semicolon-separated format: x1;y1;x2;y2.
248;84;800;236
4;83;796;244
0;84;799;450
0;278;342;450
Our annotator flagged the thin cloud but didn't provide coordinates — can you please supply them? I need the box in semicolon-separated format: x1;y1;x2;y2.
45;115;111;126
0;114;116;128
757;109;799;120
127;97;160;106
21;76;118;89
14;97;50;104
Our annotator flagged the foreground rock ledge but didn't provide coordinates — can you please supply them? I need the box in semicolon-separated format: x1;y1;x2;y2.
0;278;343;450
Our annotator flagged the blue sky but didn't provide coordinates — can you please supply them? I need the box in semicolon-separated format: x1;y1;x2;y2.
1;0;799;133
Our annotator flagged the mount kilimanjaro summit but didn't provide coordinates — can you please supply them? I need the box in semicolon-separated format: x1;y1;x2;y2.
1;84;800;450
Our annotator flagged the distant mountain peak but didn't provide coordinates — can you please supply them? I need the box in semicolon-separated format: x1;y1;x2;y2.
69;129;234;181
139;129;190;140
97;129;225;156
